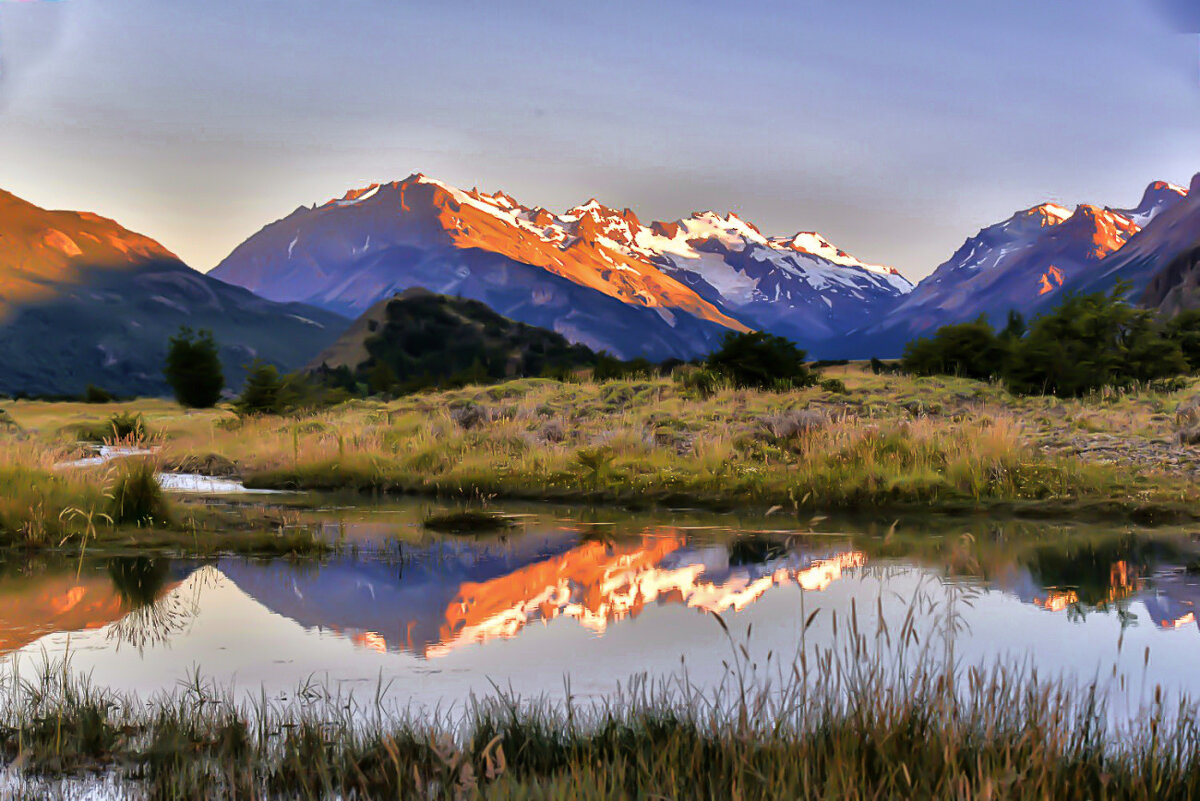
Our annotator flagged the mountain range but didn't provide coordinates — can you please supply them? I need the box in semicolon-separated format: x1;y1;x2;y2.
212;172;1200;362
3;171;1200;397
846;179;1195;356
209;174;912;359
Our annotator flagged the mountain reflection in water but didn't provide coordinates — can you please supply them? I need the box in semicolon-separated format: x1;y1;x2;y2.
7;518;1200;677
0;558;196;655
219;531;865;658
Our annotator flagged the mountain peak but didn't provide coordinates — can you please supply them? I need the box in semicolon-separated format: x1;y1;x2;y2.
774;231;902;277
1024;203;1074;225
1132;180;1187;214
1190;173;1200;196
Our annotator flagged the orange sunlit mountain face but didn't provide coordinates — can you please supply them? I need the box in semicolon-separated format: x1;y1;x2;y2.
1037;265;1065;295
0;190;179;321
387;177;751;332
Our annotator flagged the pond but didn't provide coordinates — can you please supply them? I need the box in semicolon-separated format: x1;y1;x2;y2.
3;501;1200;719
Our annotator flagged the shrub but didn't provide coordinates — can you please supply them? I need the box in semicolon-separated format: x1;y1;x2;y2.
592;354;655;382
422;510;513;535
820;377;849;394
109;460;169;526
163;327;224;408
1165;309;1200;372
84;385;114;404
108;412;148;442
1005;286;1186;396
706;331;815;391
77;412;148;443
674;366;723;399
235;361;287;416
870;357;903;375
1150;376;1189;394
759;409;826;440
235;362;340;416
450;402;492;430
901;317;1006;380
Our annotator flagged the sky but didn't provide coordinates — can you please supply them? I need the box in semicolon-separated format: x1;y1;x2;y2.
0;0;1198;281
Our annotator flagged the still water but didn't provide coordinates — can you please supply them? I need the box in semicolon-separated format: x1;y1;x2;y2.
3;502;1200;717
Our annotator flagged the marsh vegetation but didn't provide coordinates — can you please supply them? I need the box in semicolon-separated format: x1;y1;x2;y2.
3;360;1200;559
6;594;1200;799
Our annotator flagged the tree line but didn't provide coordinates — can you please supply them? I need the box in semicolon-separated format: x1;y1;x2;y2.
899;283;1200;396
156;326;824;416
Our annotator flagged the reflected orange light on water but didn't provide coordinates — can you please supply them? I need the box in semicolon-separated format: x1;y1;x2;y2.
0;576;125;654
424;535;865;658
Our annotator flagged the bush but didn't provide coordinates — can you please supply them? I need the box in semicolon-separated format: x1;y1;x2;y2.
706;331;815;391
592;354;655;382
422;510;513;535
84;385;114;404
1005;286;1186;396
898;286;1191;397
870;357;903;375
901;317;1006;380
109;460;169;526
759;409;826;439
1150;376;1189;394
77;412;148;444
108;412;147;442
673;366;723;399
234;361;286;416
820;378;848;394
1165;309;1200;372
163;328;224;408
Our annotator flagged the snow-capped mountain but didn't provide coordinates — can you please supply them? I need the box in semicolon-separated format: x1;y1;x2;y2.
0;188;346;397
845;180;1189;356
628;212;911;342
210;174;911;359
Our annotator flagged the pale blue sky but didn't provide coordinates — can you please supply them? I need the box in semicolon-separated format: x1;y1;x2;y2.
0;0;1197;280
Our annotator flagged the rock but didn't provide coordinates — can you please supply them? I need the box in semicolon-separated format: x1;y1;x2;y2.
450;403;513;430
901;400;942;418
163;453;240;477
540;419;567;443
0;409;21;433
759;409;827;440
1177;396;1200;429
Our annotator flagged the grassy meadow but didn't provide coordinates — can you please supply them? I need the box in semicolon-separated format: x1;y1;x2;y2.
1;364;1198;553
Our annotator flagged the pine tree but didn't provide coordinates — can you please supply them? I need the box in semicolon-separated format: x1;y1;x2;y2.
163;327;224;408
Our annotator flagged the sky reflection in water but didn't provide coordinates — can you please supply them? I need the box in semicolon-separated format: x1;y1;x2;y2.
3;506;1200;717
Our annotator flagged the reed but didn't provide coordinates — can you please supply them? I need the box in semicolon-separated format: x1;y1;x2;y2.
3;596;1199;799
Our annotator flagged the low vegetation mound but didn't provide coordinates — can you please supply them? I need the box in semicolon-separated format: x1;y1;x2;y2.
422;509;515;535
310;289;600;395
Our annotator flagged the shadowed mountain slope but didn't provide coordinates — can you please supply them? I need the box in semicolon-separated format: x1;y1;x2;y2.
0;189;347;397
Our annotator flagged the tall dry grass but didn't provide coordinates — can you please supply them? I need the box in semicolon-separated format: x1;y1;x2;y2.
152;377;1131;511
3;592;1199;799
